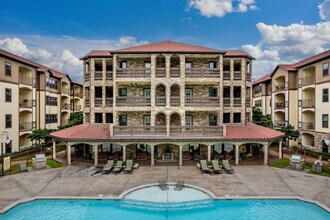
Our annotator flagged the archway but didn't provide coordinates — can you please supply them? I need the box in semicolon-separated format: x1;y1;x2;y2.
170;55;180;77
155;84;166;106
156;55;166;77
170;84;180;106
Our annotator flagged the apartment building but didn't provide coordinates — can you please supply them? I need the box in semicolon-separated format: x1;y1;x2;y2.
252;73;271;115
52;41;284;166
0;49;83;154
253;50;330;152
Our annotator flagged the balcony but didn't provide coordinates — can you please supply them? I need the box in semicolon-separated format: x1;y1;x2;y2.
301;76;315;86
62;104;70;110
302;122;315;130
106;98;113;107
113;126;166;136
302;99;315;108
246;97;251;107
233;71;242;80
116;68;151;78
223;97;230;107
70;105;81;110
74;92;83;98
85;99;90;107
19;76;33;85
223;71;230;80
233;98;241;107
170;96;180;106
106;71;113;80
246;72;251;81
185;97;220;107
170;68;180;77
85;73;90;82
19;122;32;132
61;89;70;95
19;99;33;108
116;96;151;106
94;71;103;81
156;96;166;106
275;102;285;109
275;83;285;92
156;67;166;77
170;126;223;137
274;120;286;127
94;98;102;107
185;68;220;78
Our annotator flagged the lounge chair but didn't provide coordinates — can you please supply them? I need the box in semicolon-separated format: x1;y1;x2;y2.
159;180;168;191
200;160;210;173
174;180;185;191
112;160;123;173
103;160;114;173
123;160;133;174
212;160;222;174
222;160;234;174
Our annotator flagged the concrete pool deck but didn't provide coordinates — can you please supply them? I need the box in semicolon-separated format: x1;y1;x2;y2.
0;165;329;213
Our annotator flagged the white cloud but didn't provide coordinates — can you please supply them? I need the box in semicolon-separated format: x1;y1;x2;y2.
319;0;330;20
0;36;148;81
188;0;257;18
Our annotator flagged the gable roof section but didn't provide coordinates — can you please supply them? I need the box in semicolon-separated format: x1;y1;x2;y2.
80;50;112;60
225;50;255;59
0;49;40;68
252;73;272;85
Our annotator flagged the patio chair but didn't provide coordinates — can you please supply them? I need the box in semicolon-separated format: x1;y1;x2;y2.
123;160;133;174
174;180;185;191
103;160;114;173
212;160;222;174
159;180;168;191
200;160;210;173
112;160;123;173
222;160;234;174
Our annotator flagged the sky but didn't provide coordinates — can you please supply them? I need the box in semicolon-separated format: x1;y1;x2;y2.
0;0;330;82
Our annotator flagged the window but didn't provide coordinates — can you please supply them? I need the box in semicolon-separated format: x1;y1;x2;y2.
5;114;12;128
234;87;241;98
323;62;329;77
209;61;217;69
185;62;192;69
254;85;261;94
95;86;102;98
323;89;329;102
144;115;151;126
106;87;113;98
95;113;103;123
106;113;113;123
223;87;230;98
46;114;58;124
46;78;57;89
209;88;217;97
5;62;11;76
118;88;127;96
185;115;193;130
233;113;241;123
144;62;151;69
5;88;11;102
46;96;57;106
223;113;230;123
209;115;217;126
322;114;328;128
119;61;127;68
119;115;127;126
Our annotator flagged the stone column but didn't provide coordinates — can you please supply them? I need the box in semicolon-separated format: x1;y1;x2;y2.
264;144;268;165
179;145;183;166
150;145;155;166
122;145;127;161
207;145;211;161
279;141;282;159
166;113;170;137
235;145;239;165
53;141;56;159
94;145;98;166
90;58;95;123
67;143;72;165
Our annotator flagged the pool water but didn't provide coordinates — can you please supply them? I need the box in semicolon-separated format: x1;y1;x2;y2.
2;199;329;220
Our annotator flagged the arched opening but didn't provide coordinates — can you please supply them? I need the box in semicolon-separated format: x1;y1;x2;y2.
170;84;180;106
19;110;33;132
274;112;285;127
156;55;166;77
19;134;32;150
155;84;166;106
19;87;33;108
170;112;181;126
19;66;33;85
274;93;285;110
61;81;70;95
154;143;180;166
170;55;180;77
302;133;315;149
301;66;316;86
302;87;315;108
302;110;315;130
155;112;166;127
274;76;285;92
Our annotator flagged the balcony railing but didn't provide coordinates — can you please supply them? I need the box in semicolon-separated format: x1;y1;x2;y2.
85;73;90;82
302;122;315;130
85;99;90;107
275;83;285;92
61;89;70;95
275;102;285;109
246;97;251;107
233;98;241;107
170;96;180;106
116;68;151;78
61;119;69;125
156;96;166;106
94;71;103;80
74;92;83;98
185;97;220;107
170;68;180;77
19;99;33;108
170;126;223;137
19;122;32;131
94;98;102;107
233;71;242;80
70;105;81;110
106;71;113;80
113;126;167;136
223;97;230;107
116;96;151;106
62;104;70;110
106;98;113;107
302;99;315;108
223;71;230;80
185;68;220;78
19;76;33;85
246;73;251;81
301;76;315;86
274;120;286;127
156;67;166;77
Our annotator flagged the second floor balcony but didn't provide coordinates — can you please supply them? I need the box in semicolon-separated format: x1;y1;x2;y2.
117;96;151;107
300;76;315;86
116;68;151;78
185;97;220;107
302;122;315;130
275;102;285;109
19;99;33;108
19;76;33;85
302;99;315;108
19;122;33;132
185;68;220;78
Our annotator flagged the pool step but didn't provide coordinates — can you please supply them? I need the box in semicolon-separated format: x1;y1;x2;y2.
117;199;215;211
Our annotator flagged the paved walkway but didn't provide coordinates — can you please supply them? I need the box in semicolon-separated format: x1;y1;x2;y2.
0;165;329;212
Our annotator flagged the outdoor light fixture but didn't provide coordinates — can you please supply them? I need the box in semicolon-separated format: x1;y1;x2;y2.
1;131;10;176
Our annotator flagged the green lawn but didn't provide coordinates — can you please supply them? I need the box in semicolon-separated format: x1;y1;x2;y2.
47;159;64;168
271;159;289;168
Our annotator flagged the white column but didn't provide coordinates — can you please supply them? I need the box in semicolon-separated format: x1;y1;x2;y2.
150;145;155;166
94;145;98;166
235;145;239;165
53;141;56;159
264;144;269;165
122;145;126;161
67;144;71;165
179;145;183;166
207;145;211;161
279;141;282;159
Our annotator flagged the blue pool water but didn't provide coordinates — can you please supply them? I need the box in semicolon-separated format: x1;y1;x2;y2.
1;199;329;220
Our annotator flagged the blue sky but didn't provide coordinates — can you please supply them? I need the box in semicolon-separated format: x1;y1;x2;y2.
0;0;329;81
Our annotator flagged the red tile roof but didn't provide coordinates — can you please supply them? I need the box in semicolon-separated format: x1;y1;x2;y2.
252;73;272;85
72;80;83;86
0;49;40;68
225;50;255;59
51;124;110;141
226;124;284;141
80;50;111;60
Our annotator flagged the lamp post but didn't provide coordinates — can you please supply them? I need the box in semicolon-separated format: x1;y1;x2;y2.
1;131;10;176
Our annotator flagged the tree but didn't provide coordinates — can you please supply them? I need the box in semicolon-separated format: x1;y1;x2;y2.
252;107;273;127
58;111;83;130
279;124;300;146
27;128;56;150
